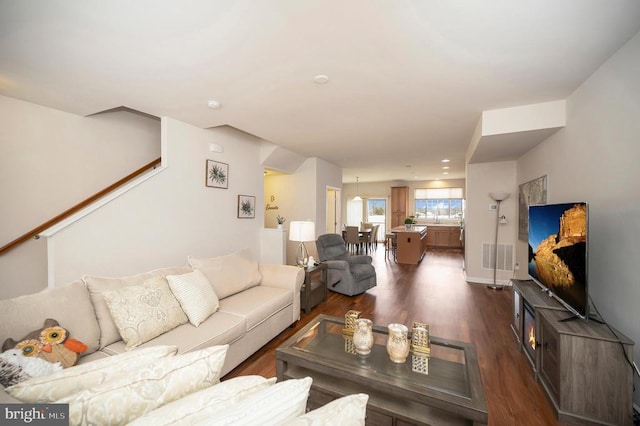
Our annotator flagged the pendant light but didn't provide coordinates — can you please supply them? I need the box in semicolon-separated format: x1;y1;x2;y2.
354;177;362;201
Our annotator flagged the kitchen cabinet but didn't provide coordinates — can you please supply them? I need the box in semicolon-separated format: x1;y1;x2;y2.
390;186;408;228
426;226;463;249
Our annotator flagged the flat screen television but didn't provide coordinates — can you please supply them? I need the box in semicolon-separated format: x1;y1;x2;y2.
528;202;589;320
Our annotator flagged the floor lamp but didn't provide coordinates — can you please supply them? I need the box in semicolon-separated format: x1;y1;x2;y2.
489;191;510;290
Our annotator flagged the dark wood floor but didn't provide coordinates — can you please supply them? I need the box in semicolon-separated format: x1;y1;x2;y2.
224;246;562;426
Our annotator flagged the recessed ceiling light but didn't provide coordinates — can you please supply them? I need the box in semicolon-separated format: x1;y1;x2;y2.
313;75;329;84
443;172;449;175
441;159;450;163
442;166;450;170
207;100;221;109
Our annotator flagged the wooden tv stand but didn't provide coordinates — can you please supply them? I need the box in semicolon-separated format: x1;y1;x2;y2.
511;280;634;425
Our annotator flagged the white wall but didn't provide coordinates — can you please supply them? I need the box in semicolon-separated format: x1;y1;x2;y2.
465;161;517;284
516;31;640;402
46;119;266;286
0;96;160;298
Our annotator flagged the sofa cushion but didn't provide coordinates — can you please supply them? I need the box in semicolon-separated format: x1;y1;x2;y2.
0;280;101;356
6;345;178;403
82;266;191;348
58;345;228;426
190;376;312;425
166;270;219;327
284;393;369;425
218;286;291;331
100;311;246;356
188;248;262;299
128;375;276;426
103;276;188;350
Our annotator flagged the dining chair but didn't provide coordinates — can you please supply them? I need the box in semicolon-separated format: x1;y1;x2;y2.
369;224;379;251
359;228;370;254
345;226;361;253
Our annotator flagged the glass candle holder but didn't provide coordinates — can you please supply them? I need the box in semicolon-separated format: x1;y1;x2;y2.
386;323;410;363
352;318;374;355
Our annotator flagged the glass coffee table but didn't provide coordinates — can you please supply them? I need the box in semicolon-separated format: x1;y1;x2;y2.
276;315;488;425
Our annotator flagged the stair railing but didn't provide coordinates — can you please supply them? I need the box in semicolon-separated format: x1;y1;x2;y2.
0;157;161;255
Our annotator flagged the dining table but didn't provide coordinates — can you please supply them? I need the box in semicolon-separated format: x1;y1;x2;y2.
341;228;373;254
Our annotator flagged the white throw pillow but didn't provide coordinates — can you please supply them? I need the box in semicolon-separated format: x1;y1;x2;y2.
191;377;312;426
166;270;219;326
6;345;178;403
128;375;277;426
188;248;262;299
284;393;369;426
103;276;188;350
58;345;228;426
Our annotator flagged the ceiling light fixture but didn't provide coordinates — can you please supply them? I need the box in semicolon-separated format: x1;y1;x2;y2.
313;75;329;84
441;159;450;163
207;100;221;109
442;166;450;170
353;177;362;201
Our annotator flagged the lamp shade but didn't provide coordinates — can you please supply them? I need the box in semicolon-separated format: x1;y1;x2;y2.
489;191;510;202
289;221;315;242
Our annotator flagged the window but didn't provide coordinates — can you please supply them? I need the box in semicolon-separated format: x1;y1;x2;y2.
414;188;464;221
366;199;386;242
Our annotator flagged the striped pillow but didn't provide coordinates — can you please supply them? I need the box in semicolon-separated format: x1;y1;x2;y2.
166;270;219;326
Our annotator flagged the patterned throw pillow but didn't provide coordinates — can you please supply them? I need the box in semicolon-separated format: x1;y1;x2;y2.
59;345;228;426
284;393;369;425
0;358;31;388
103;277;188;350
128;375;277;425
188;377;313;425
6;345;178;403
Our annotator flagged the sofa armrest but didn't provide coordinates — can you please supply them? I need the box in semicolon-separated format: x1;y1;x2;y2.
259;264;305;321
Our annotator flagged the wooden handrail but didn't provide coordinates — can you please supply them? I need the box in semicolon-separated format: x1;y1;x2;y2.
0;157;162;255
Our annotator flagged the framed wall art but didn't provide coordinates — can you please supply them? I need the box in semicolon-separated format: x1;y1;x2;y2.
206;160;228;189
518;175;548;241
237;195;256;218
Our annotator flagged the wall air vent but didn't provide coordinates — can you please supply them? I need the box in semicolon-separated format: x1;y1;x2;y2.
482;243;513;271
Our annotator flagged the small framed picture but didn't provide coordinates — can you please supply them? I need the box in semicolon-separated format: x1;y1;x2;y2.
206;160;228;189
237;195;256;218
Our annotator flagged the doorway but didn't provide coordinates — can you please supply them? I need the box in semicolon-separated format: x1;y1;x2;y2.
326;187;341;234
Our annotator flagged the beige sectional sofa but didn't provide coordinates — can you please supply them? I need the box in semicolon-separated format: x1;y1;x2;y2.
0;248;305;404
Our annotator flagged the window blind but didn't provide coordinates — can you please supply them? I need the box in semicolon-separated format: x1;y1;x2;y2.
415;188;464;199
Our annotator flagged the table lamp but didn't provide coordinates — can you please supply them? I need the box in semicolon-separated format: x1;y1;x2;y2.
289;221;315;267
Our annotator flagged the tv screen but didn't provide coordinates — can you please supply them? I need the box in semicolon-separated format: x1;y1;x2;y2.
528;202;588;320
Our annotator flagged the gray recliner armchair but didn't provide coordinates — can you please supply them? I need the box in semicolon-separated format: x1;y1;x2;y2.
315;233;377;296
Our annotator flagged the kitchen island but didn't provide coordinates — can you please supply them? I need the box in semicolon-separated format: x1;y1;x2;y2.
390;225;427;264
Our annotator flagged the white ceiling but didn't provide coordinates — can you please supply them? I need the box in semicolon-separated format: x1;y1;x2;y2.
2;1;640;183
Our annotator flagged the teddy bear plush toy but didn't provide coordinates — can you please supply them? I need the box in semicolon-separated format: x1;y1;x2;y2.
2;318;88;368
